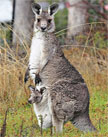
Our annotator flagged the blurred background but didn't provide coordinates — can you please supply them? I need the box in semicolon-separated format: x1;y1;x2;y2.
0;0;108;137
0;0;107;48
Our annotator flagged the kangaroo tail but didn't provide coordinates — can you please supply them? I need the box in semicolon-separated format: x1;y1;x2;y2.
71;112;97;132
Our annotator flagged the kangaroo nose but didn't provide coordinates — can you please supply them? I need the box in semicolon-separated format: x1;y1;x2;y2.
41;27;46;31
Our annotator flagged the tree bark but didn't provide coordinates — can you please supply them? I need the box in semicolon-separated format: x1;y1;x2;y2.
12;0;34;47
67;0;88;38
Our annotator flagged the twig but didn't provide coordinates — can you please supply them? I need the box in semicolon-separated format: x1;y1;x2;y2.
55;22;106;35
99;119;101;130
39;115;43;137
0;109;8;137
80;23;93;66
19;120;24;137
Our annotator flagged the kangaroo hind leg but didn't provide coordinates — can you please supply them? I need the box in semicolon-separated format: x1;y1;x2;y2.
52;115;64;133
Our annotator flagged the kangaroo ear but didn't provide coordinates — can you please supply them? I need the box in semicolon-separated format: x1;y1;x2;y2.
28;85;35;93
48;3;59;16
31;3;42;15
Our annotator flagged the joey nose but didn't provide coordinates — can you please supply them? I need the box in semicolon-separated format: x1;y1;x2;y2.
28;99;32;104
41;27;46;31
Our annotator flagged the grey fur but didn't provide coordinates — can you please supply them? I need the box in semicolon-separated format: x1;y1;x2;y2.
28;85;43;104
27;3;97;133
39;38;97;132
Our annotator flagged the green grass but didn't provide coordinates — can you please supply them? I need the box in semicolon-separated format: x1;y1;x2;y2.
0;87;107;137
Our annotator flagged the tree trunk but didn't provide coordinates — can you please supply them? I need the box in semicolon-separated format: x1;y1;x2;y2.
12;0;34;47
67;0;88;38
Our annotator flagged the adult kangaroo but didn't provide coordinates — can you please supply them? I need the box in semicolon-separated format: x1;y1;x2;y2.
25;3;97;133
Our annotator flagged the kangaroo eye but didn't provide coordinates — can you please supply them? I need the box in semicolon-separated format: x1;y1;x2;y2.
48;19;52;23
37;19;41;22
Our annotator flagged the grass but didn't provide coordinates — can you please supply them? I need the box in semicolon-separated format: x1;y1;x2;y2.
0;87;107;137
0;23;108;136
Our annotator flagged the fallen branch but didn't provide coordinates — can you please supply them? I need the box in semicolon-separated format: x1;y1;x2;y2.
0;109;8;137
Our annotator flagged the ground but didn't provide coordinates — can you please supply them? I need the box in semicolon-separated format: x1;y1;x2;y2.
0;44;108;136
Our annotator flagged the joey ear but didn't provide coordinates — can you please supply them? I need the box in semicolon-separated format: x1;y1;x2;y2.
28;85;35;93
31;3;42;15
48;3;59;16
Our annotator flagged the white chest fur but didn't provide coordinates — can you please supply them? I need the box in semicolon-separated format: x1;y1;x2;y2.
29;31;47;81
29;31;52;128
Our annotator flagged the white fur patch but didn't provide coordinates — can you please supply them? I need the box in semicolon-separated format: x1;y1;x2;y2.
29;29;54;129
33;90;52;129
29;31;45;81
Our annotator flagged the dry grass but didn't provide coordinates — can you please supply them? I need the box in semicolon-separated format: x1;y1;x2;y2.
63;47;108;90
0;25;30;114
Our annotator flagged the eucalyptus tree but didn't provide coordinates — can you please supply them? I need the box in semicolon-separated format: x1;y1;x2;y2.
67;0;88;38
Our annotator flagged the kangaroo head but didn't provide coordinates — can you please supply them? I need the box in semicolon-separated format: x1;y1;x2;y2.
32;3;59;32
28;85;42;104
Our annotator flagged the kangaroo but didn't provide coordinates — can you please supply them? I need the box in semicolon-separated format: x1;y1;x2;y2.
25;3;97;133
28;85;45;104
28;85;52;129
24;3;58;84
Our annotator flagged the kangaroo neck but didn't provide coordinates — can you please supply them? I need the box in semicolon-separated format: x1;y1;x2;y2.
34;29;54;39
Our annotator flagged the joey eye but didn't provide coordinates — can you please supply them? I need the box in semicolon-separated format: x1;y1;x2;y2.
37;19;41;22
48;19;52;23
